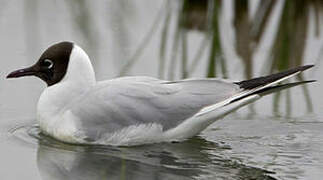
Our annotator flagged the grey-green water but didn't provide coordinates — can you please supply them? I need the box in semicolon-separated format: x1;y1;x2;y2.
1;0;323;179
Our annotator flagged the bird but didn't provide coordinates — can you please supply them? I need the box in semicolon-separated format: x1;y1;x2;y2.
7;41;315;146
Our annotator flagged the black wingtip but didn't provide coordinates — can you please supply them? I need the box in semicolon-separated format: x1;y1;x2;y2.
296;64;315;71
304;79;317;83
236;64;315;90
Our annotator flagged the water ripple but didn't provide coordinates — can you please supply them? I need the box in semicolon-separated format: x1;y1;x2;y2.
9;124;276;180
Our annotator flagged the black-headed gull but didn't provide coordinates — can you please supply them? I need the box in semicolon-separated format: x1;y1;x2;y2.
7;42;315;146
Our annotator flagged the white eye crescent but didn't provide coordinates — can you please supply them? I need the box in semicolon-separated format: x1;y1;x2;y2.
44;59;54;69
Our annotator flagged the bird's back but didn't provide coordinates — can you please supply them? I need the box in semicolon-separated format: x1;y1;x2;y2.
69;76;241;143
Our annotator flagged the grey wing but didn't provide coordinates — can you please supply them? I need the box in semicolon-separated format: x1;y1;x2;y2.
70;77;241;139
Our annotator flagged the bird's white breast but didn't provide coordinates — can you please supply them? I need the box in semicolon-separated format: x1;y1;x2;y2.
37;83;87;144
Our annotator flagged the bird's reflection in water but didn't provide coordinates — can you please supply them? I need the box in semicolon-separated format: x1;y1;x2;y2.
36;133;275;180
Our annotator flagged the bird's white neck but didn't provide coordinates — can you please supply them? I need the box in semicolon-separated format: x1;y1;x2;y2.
60;45;96;87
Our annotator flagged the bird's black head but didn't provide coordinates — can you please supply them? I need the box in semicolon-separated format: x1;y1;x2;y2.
7;41;74;86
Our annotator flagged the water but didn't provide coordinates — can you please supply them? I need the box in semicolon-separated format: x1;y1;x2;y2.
10;125;275;180
1;0;323;179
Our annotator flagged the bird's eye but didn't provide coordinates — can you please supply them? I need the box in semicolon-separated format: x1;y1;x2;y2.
43;59;54;69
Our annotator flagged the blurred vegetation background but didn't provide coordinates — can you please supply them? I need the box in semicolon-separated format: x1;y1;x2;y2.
1;0;322;117
118;0;322;116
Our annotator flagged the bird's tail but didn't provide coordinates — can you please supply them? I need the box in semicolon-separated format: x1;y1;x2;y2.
235;65;314;90
196;65;315;117
165;65;315;140
230;65;315;103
